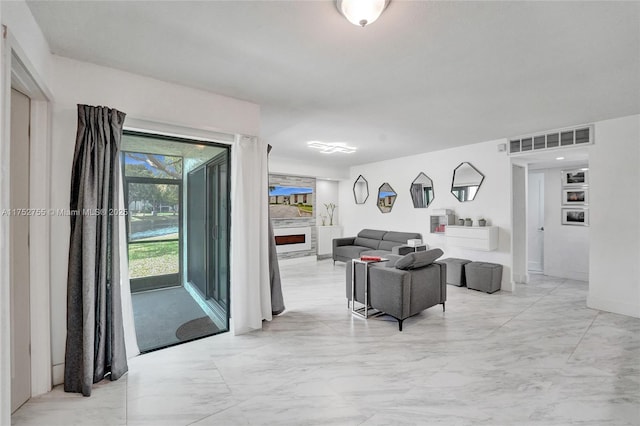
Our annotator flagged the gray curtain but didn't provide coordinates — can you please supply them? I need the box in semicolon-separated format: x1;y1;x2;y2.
267;145;285;315
269;217;285;315
64;105;128;396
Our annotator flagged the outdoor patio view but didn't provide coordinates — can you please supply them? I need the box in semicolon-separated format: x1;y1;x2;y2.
125;154;181;283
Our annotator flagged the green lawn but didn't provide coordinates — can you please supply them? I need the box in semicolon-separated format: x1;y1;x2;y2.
128;240;179;278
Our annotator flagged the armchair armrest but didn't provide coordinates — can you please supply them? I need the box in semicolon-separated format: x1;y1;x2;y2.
368;267;411;319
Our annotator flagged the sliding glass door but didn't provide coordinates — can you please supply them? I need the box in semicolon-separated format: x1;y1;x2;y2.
187;151;229;320
122;132;230;352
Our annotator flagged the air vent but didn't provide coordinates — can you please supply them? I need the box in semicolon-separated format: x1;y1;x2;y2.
508;124;594;155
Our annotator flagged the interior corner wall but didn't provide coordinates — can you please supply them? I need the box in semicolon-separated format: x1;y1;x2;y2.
1;1;53;91
542;166;590;281
339;138;513;291
588;115;640;318
48;55;260;384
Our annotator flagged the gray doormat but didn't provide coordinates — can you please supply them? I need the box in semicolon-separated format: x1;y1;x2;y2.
176;316;220;341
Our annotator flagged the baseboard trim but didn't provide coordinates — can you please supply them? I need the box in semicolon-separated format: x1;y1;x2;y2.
52;363;64;386
544;269;589;282
587;295;640;318
512;273;529;284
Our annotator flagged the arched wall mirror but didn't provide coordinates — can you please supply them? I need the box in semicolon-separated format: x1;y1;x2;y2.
451;162;485;202
410;172;434;208
377;183;397;213
353;175;369;204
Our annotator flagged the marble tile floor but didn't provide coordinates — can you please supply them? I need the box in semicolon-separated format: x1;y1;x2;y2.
12;259;640;425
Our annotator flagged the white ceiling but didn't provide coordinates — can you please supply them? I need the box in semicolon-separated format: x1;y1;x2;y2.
26;1;640;169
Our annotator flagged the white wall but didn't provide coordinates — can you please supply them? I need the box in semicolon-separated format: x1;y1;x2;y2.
588;115;640;318
511;164;528;285
339;139;514;291
48;56;260;383
542;166;590;281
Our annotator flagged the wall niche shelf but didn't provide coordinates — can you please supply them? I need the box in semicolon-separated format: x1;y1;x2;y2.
445;225;498;251
430;209;455;234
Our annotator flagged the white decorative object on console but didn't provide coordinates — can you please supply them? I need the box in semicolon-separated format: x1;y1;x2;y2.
445;226;498;251
407;239;422;247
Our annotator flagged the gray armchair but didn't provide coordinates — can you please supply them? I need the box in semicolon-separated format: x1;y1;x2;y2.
346;249;447;331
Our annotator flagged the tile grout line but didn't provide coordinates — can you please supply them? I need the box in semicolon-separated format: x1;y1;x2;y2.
486;280;563;337
566;310;599;363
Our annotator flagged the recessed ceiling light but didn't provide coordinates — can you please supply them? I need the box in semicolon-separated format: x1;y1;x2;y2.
307;141;356;154
556;156;565;160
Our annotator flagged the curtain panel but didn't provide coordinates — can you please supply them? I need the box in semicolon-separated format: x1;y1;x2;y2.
64;105;128;396
230;135;274;334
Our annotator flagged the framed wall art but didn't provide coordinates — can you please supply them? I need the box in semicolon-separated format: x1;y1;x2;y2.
561;208;589;226
562;188;588;206
562;168;589;186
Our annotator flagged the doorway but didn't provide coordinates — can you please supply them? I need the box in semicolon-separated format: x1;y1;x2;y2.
122;132;230;353
9;89;31;412
511;147;591;289
528;172;544;273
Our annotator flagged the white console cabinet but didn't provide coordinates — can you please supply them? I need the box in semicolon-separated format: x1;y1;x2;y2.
445;226;498;251
317;226;343;257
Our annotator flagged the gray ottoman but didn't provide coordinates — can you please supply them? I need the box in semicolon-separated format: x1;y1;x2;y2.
465;262;502;293
440;258;472;287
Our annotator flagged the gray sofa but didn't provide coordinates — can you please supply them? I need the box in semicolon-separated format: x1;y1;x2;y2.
346;249;447;331
333;229;423;263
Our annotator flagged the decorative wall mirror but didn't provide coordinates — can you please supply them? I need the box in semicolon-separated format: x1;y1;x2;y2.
353;175;369;204
410;172;434;208
377;183;397;213
451;162;485;202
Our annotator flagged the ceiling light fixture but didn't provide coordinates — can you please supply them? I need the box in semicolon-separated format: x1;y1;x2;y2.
307;141;357;154
336;0;390;28
556;156;565;160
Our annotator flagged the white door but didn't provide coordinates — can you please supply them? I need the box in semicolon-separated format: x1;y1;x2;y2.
527;172;544;272
10;88;31;412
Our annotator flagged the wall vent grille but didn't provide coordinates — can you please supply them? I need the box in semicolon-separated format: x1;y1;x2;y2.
508;124;594;155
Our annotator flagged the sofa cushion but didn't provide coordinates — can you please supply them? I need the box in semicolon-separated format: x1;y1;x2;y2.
358;229;387;240
382;231;422;244
395;248;444;270
354;237;381;250
378;240;404;251
335;245;371;260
